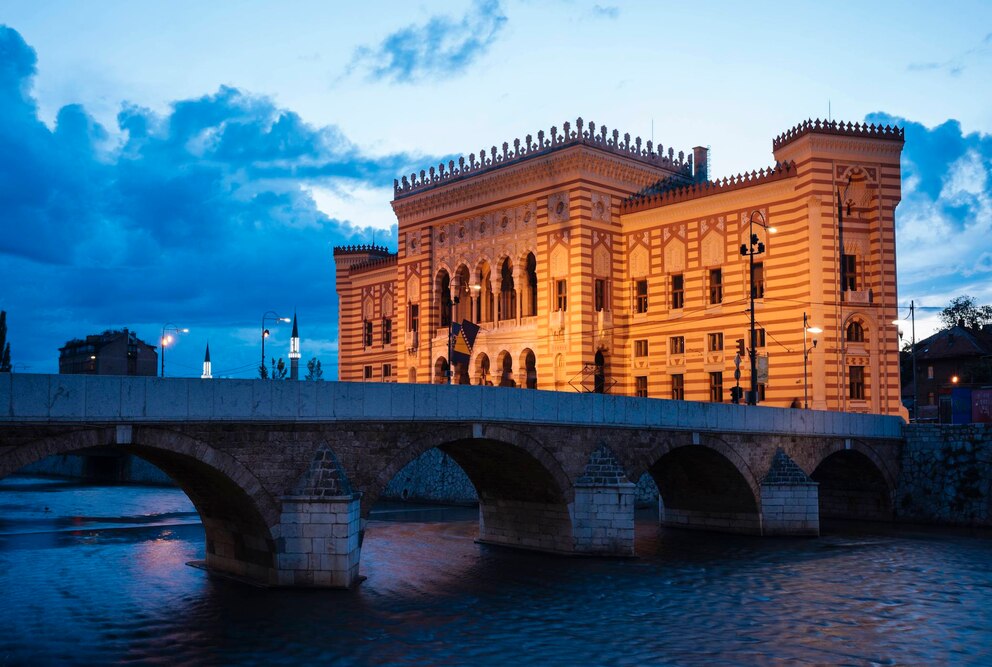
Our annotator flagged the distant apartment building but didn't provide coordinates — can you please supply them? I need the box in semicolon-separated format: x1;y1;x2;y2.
59;329;158;376
335;118;905;415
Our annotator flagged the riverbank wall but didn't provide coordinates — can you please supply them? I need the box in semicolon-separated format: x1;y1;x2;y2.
896;424;992;526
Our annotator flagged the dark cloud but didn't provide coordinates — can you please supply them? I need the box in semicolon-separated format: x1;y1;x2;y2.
349;0;507;83
0;26;425;377
866;112;992;306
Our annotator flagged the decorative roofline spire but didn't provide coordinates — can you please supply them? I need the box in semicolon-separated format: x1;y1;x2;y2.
393;117;692;198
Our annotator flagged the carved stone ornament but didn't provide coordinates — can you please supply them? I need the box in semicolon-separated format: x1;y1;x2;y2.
701;230;724;267
382;292;394;318
550;245;569;278
362;297;374;320
593;244;611;276
549;192;570;222
664;238;686;273
406;274;421;302
629;246;649;278
591;192;612;222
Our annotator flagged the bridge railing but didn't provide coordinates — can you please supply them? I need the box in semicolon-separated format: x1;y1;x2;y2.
0;374;904;439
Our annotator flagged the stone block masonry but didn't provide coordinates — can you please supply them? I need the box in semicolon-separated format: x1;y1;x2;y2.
897;424;992;526
276;496;362;587
0;374;907;587
759;450;819;536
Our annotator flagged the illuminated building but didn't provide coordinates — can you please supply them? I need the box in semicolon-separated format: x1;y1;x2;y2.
335;118;905;415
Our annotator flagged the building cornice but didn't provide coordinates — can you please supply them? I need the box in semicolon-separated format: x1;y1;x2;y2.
621;162;797;215
394;117;691;199
391;145;683;225
772;119;904;152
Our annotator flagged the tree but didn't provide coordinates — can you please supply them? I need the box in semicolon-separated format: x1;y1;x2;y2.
0;310;11;373
305;357;323;381
270;357;287;380
939;295;992;330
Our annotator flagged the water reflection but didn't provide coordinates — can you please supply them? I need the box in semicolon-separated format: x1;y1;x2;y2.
1;476;991;666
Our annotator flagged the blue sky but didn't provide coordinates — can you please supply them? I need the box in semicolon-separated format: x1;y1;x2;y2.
1;1;990;376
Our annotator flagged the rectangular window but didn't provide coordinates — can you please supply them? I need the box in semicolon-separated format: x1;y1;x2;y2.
670;336;685;354
634;339;649;357
927;365;934;380
635;279;648;313
843;254;858;291
757;328;766;348
408;304;419;333
363;365;373;380
757;382;766;402
707;332;724;352
849;365;865;400
363;320;373;347
382;318;392;345
635;376;648;398
709;372;724;402
753;262;765;299
594;278;606;312
709;268;723;305
671;374;684;400
671;274;684;309
555;279;567;312
383;363;392;378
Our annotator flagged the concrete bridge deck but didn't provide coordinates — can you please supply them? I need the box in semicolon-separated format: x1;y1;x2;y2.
0;374;905;588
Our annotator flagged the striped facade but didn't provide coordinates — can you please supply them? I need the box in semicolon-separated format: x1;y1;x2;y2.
334;119;905;416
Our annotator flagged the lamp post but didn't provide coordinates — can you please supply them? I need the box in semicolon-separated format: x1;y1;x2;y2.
892;300;917;421
160;324;189;377
261;311;291;379
740;210;776;405
803;312;823;409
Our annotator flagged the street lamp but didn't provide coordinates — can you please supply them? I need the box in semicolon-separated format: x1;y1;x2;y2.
740;210;776;405
803;312;823;409
892;300;917;421
261;311;291;378
160;324;189;377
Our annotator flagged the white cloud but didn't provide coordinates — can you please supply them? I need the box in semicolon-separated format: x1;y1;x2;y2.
307;180;397;232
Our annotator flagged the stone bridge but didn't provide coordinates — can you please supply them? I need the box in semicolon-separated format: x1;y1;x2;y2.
0;374;904;588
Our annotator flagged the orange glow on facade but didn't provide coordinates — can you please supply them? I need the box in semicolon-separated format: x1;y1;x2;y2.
335;119;905;415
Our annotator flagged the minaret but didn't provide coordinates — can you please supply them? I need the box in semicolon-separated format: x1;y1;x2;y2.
289;312;300;380
201;343;212;379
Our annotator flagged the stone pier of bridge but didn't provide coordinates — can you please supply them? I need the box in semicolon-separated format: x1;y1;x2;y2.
0;374;904;587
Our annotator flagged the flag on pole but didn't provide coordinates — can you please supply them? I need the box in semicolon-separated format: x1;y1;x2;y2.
450;319;480;366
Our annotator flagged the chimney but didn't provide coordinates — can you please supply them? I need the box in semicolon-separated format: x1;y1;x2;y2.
693;146;709;182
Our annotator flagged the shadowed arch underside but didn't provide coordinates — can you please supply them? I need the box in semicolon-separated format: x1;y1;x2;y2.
650;446;761;534
812;450;893;521
372;435;574;554
0;427;280;585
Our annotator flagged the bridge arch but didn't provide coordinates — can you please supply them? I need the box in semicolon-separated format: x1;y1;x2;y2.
810;441;894;521
364;424;575;553
634;433;762;534
0;426;280;583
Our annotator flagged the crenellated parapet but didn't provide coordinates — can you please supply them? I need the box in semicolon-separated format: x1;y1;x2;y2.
622;161;797;214
773;119;904;152
332;243;393;257
393;117;693;198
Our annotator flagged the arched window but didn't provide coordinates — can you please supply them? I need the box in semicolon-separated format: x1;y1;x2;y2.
525;253;538;317
522;349;537;389
438;270;452;327
846;321;865;343
498;258;516;321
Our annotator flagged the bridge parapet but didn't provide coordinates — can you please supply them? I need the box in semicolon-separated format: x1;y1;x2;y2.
0;374;904;439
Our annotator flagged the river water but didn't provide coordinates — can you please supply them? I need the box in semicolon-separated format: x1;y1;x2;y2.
1;476;990;666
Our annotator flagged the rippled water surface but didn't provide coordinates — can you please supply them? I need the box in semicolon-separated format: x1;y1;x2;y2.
1;476;991;666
